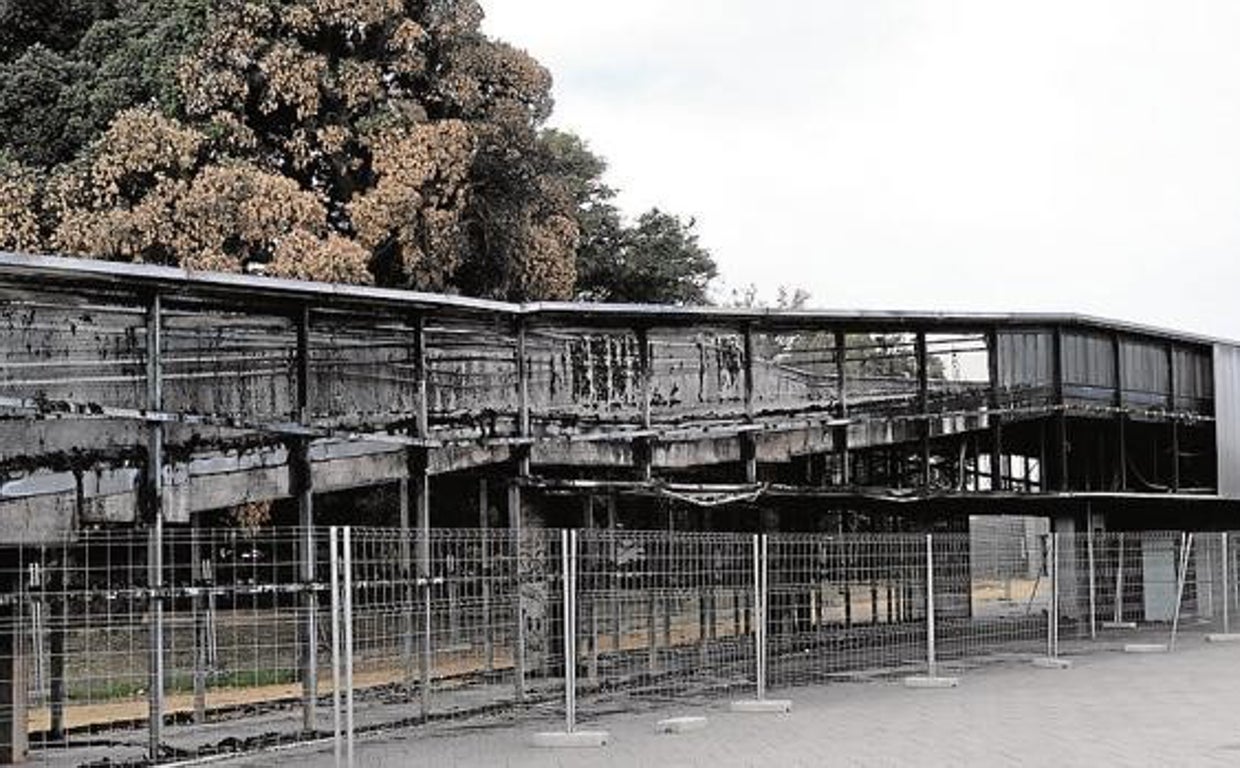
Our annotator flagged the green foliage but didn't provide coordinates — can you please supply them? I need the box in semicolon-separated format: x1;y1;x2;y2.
576;209;717;305
0;0;716;305
0;0;116;62
0;0;209;167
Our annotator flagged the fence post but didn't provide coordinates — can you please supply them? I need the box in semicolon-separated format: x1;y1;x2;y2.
1223;532;1231;635
729;534;791;711
329;527;341;768
343;527;355;767
760;534;768;700
398;480;414;700
754;534;764;699
1052;532;1060;658
926;533;937;678
529;529;608;748
561;530;577;733
1032;532;1072;669
1113;533;1125;625
191;518;207;724
903;533;958;687
1086;527;1097;640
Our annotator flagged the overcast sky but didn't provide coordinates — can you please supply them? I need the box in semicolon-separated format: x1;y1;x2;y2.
484;1;1240;340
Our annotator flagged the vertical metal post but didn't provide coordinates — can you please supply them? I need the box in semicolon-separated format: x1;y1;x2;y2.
584;500;598;683
480;478;494;672
1086;523;1097;640
510;478;527;701
191;515;207;723
753;534;767;700
607;496;620;654
753;538;763;699
398;479;414;698
343;528;355;768
926;533;937;678
1114;534;1126;624
1050;532;1060;658
561;530;578;733
1223;532;1230;635
329;527;341;768
145;291;165;761
411;451;431;719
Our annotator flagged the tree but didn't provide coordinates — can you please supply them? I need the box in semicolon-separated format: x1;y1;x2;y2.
0;0;117;63
0;0;580;297
535;128;719;305
0;0;717;303
575;209;717;305
0;0;211;167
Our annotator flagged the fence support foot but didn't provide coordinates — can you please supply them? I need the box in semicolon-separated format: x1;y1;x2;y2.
730;699;792;713
1102;621;1138;630
656;716;709;734
1031;657;1072;669
529;731;610;749
1205;634;1240;643
903;676;959;689
1123;643;1168;654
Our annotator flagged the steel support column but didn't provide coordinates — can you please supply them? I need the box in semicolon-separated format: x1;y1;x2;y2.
916;332;930;488
292;305;317;734
145;292;166;760
986;328;1002;490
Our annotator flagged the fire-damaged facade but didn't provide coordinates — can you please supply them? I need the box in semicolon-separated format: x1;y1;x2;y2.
0;251;1232;541
0;251;1237;761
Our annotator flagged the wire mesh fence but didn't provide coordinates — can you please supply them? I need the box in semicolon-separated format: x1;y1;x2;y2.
3;524;1238;764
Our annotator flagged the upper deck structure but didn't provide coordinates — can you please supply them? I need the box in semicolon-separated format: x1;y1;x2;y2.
0;251;1235;539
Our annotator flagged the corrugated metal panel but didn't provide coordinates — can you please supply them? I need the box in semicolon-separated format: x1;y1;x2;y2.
1175;347;1213;413
997;330;1052;389
1119;339;1169;407
1062;330;1115;401
1213;344;1240;499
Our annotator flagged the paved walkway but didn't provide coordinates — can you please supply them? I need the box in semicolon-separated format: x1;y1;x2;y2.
239;637;1240;767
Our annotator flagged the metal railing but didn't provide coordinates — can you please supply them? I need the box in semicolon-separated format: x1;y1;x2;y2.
4;525;1238;764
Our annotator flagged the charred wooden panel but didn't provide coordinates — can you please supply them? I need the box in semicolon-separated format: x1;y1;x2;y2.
0;287;146;410
526;328;643;427
424;317;520;439
163;308;295;426
647;328;747;423
308;312;416;430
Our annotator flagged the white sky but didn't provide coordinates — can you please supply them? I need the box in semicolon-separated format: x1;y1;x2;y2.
483;1;1240;340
